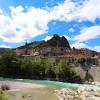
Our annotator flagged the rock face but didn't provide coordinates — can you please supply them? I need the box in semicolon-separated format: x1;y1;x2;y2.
55;87;100;100
47;34;70;48
18;34;71;49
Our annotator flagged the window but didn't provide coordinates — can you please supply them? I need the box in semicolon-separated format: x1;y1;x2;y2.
61;48;63;51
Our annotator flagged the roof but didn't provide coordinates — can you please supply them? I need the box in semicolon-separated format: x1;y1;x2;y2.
64;54;88;58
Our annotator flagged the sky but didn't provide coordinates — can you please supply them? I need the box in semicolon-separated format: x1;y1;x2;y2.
0;0;100;52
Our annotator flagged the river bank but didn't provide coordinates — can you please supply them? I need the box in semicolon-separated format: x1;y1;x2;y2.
1;79;100;100
55;87;100;100
0;80;46;90
0;80;58;100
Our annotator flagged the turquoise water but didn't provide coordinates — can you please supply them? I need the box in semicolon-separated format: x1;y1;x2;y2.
17;79;100;90
1;77;100;90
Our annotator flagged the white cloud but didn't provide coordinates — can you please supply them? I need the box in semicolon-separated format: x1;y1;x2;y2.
49;0;76;21
9;6;24;17
0;0;100;43
0;8;3;14
71;42;87;48
71;42;100;52
43;35;71;41
77;0;100;22
74;26;100;42
68;28;74;33
0;45;10;48
93;46;100;52
43;35;53;41
0;6;49;43
63;35;71;40
49;0;100;22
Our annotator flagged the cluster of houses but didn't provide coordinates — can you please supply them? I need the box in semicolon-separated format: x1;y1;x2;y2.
16;44;100;66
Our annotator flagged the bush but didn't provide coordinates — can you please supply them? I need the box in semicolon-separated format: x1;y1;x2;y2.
85;71;93;82
55;60;83;83
1;84;10;91
0;93;8;100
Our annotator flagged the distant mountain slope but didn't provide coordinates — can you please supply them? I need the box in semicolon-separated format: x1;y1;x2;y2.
18;34;71;49
0;48;9;54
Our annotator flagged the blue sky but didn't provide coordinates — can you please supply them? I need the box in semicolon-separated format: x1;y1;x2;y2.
0;0;100;52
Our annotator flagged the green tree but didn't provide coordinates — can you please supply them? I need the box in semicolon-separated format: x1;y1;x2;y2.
29;61;45;79
0;50;18;77
55;60;70;81
45;61;56;80
76;58;85;66
55;60;82;83
19;58;33;78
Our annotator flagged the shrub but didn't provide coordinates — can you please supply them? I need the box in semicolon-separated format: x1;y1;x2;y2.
0;94;8;100
85;71;93;82
1;84;10;91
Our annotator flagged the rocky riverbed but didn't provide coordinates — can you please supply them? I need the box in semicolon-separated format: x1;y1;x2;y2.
55;87;100;100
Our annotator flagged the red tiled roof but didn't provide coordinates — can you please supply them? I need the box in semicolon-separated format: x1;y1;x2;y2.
64;54;87;58
95;55;100;58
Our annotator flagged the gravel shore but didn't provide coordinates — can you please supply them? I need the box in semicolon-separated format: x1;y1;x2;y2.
0;81;46;90
55;87;100;100
1;80;100;100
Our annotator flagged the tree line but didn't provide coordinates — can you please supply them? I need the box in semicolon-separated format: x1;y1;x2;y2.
0;50;82;83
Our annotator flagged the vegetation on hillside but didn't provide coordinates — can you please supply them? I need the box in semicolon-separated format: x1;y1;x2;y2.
18;34;70;49
0;50;82;83
0;48;9;54
47;34;70;47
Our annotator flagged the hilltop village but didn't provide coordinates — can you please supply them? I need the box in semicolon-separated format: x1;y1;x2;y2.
16;34;100;66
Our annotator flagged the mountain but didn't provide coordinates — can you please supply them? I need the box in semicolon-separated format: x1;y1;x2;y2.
47;34;70;48
0;48;9;54
18;34;71;49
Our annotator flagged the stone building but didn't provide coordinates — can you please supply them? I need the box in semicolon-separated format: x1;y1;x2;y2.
16;47;70;61
15;34;99;65
16;46;99;66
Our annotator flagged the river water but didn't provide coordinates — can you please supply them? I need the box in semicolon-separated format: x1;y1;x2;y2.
18;79;100;90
